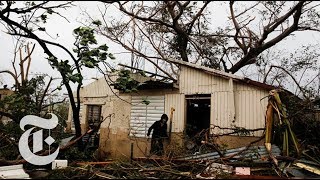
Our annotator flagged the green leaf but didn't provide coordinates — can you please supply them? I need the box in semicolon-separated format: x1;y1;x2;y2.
142;98;150;105
108;53;115;60
99;52;107;61
92;20;102;26
84;61;94;68
98;44;109;51
41;14;47;22
47;8;53;14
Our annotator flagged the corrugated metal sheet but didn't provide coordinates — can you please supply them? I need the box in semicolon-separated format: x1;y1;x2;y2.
212;92;232;134
130;96;165;138
177;65;269;136
165;94;185;132
80;75;118;98
212;84;268;136
170;58;275;90
179;67;229;94
180;145;280;162
234;86;268;136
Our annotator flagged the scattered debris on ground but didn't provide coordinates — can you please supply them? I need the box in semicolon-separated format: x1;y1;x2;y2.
1;90;320;179
0;164;30;179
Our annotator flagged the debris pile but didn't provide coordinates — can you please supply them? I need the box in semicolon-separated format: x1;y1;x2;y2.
180;145;281;162
1;89;320;179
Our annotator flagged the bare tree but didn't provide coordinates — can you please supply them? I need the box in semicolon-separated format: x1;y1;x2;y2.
90;1;320;76
259;44;320;99
0;42;64;122
0;1;115;149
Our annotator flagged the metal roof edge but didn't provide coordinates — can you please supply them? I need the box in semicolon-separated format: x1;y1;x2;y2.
166;58;244;80
166;58;278;91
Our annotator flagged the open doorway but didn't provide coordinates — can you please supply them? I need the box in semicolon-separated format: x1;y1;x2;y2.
185;95;211;139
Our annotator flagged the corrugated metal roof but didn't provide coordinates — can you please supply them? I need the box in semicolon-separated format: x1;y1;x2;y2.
167;58;276;91
0;164;30;179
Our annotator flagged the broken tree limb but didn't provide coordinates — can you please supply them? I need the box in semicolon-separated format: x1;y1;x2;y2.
0;128;93;166
265;96;274;152
200;141;224;158
139;168;192;178
268;89;301;157
80;113;111;148
133;157;212;164
94;171;117;179
265;92;278;167
76;161;114;166
210;126;265;137
220;135;265;161
274;156;296;162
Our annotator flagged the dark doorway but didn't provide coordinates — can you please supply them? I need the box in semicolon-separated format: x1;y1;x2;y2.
186;95;211;139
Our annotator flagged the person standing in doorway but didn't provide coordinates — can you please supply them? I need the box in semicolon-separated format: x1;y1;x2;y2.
147;114;169;156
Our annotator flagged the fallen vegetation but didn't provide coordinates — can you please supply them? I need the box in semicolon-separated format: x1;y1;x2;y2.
1;89;320;179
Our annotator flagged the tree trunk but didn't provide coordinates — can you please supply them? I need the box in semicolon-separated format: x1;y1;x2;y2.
71;105;83;150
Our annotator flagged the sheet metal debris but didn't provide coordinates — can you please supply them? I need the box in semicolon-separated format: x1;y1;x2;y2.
179;145;281;161
196;162;233;179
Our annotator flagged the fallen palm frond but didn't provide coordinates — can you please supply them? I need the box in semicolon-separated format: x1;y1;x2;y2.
267;89;301;157
293;162;320;176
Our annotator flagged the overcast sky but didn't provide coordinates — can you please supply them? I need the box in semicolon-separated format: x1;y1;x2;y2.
1;1;320;95
0;1;118;93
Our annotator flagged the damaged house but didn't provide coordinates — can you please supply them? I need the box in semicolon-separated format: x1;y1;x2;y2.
67;59;276;159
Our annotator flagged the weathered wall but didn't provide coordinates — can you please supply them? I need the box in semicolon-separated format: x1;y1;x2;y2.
68;67;271;159
66;75;118;133
165;94;185;132
98;95;131;158
97;89;188;159
179;66;269;137
98;130;184;159
214;135;264;149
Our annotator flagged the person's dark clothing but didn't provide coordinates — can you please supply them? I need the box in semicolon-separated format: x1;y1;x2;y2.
147;120;168;156
148;120;168;139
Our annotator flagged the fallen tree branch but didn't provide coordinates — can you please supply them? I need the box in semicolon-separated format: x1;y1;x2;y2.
139;167;191;178
220;135;265;161
200;141;224;158
94;170;117;179
0;128;93;166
